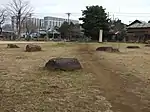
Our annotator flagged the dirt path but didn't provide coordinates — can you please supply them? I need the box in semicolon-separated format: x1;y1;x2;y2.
76;44;150;112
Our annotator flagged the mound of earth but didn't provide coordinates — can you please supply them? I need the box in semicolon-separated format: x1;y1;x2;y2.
45;58;82;71
7;44;19;48
126;46;140;49
25;44;41;52
96;47;120;52
145;40;150;44
145;44;150;47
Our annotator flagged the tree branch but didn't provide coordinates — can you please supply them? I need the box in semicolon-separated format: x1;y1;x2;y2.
6;0;33;39
0;9;6;25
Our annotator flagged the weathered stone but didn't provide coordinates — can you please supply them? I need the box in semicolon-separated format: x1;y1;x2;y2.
96;47;113;52
145;44;150;47
45;58;82;71
126;46;140;49
96;47;119;52
112;48;120;52
25;44;41;52
145;40;150;44
7;44;19;48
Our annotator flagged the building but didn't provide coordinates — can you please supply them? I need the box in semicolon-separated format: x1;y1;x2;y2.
40;19;44;29
127;20;150;42
11;16;79;33
44;16;79;30
11;16;44;33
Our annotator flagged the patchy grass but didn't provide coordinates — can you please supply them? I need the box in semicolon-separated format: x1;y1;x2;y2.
51;42;67;47
0;42;112;112
0;42;150;112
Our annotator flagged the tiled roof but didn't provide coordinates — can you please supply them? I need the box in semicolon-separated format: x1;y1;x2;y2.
127;23;150;29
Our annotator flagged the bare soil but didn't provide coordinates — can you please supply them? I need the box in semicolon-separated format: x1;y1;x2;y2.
0;42;150;112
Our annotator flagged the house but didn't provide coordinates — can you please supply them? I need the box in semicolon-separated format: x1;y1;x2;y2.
127;20;150;42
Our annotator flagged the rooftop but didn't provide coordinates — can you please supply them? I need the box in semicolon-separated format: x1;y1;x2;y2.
127;23;150;28
127;20;150;29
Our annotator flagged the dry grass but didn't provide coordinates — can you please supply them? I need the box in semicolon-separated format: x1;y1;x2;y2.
0;42;112;112
93;42;150;81
0;42;150;112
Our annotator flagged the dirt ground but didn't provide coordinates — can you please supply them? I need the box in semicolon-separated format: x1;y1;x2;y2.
0;41;46;44
0;42;150;112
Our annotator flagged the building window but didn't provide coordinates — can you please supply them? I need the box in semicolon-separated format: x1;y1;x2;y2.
56;21;58;26
53;21;55;27
49;21;51;26
59;21;61;26
45;21;48;26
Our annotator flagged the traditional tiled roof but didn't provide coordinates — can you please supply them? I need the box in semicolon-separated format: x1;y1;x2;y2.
127;23;150;29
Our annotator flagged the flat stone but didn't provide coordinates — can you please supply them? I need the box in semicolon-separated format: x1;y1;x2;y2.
96;47;120;52
45;58;82;71
25;44;41;52
126;46;140;49
7;44;19;48
145;45;150;47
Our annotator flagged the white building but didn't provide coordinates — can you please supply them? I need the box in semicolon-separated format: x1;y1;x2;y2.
44;16;79;30
11;16;44;33
40;19;44;29
11;16;79;33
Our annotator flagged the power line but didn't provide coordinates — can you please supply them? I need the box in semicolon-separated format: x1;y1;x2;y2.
33;12;150;18
109;14;150;17
33;12;81;15
33;12;150;15
109;12;150;14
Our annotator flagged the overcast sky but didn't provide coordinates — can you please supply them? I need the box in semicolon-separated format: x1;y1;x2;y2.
1;0;150;24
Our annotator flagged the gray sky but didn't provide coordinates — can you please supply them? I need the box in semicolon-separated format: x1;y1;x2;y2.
1;0;150;24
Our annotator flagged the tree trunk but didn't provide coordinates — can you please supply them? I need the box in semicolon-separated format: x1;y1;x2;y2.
16;14;21;40
0;27;2;35
0;24;2;35
18;20;21;40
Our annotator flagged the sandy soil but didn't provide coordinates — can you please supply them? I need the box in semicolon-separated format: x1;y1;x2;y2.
0;42;150;112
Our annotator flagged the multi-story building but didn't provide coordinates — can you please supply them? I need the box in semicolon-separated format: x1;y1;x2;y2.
11;16;79;33
40;19;44;29
11;16;44;33
44;16;79;30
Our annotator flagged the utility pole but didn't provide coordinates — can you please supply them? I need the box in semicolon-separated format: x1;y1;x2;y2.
66;13;71;40
66;13;71;25
113;14;115;21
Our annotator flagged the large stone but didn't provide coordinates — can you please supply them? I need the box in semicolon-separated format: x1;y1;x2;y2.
126;46;140;49
145;44;150;47
96;47;113;52
25;44;41;52
96;47;119;52
112;48;120;52
145;40;150;44
45;58;82;71
7;44;19;48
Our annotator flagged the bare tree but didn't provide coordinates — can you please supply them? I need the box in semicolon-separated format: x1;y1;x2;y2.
26;14;39;34
7;0;32;40
24;16;39;40
0;9;6;35
2;24;12;31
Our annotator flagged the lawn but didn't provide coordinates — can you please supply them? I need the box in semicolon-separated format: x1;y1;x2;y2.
0;42;150;112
